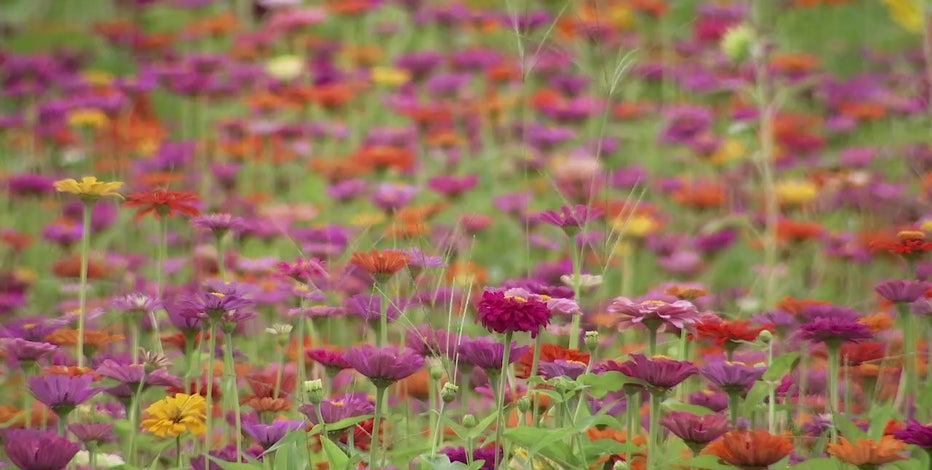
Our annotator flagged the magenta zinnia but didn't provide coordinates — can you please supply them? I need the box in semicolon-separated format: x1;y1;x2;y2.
476;290;551;338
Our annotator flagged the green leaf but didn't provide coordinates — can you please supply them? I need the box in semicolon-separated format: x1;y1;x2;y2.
321;435;350;470
786;457;837;469
763;352;800;381
309;414;373;434
685;455;741;470
741;381;770;415
260;429;307;457
833;415;866;441
576;372;639;398
866;403;899;440
418;455;472;469
503;427;580;467
884;459;926;470
465;410;500;440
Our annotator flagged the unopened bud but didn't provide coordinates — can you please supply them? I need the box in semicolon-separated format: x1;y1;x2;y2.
757;330;773;343
429;365;444;381
440;383;459;403
516;396;531;413
584;331;600;351
303;379;324;404
462;414;477;428
721;24;754;63
613;461;631;470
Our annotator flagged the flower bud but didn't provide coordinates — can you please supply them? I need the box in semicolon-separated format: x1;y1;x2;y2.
584;330;600;351
303;379;324;404
757;330;773;343
430;365;445;381
721;24;754;63
462;414;477;428
440;383;459;403
613;461;631;470
516;395;532;413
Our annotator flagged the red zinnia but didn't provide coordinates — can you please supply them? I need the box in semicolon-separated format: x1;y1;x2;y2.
514;344;590;378
123;188;201;221
695;320;773;350
870;230;932;261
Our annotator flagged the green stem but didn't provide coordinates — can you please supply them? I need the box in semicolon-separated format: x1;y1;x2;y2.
151;217;167;356
224;331;242;460
900;305;918;419
296;310;307;390
728;392;740;428
493;331;514;469
130;321;140;365
428;376;438;452
203;322;217;462
175;435;182;469
648;326;658;357
528;331;543;427
371;386;387;468
646;392;662;470
429;401;445;457
216;233;226;282
626;391;639;439
767;341;776;434
76;203;92;368
568;237;583;350
828;344;840;443
378;283;389;347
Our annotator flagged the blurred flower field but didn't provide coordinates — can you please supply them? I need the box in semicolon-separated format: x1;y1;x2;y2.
1;0;932;469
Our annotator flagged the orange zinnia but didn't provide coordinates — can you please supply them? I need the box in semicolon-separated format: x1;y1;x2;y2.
827;435;906;466
702;430;793;468
515;344;590;378
350;250;410;280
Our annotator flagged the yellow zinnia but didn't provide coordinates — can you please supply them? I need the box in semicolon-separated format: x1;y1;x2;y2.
883;0;923;33
265;55;305;81
775;179;819;206
54;176;124;201
370;66;411;87
613;214;659;238
67;108;110;129
141;393;207;438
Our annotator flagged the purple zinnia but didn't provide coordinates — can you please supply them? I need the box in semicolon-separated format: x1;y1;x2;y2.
68;422;115;446
191;213;246;236
699;361;767;394
440;445;503;470
616;354;697;391
344;345;425;388
893;419;932;449
798;316;872;346
456;336;529;372
539;359;588;380
874;280;929;304
3;429;80;470
28;373;102;417
476;290;551;338
300;393;374;424
406;325;457;357
536;204;604;234
660;411;729;450
1;338;57;363
243;420;306;449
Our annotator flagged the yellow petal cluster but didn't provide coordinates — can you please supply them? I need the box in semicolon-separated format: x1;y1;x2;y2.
141;393;207;438
54;176;124;201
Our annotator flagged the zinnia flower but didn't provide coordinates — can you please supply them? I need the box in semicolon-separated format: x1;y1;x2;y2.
874;279;929;304
661;411;729;451
536;204;604;234
893;419;932;448
476;290;551;338
798;315;873;346
826;435;906;466
124;188;201;221
614;354;697;392
3;429;80;470
141;393;207;437
243;420;306;449
54;176;124;202
28;373;102;417
699;361;767;394
343;345;424;388
349;249;410;281
702;430;793;468
608;296;699;331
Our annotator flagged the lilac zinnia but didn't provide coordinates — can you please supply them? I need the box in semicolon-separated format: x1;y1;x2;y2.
96;359;180;392
536;204;604;233
893;420;932;449
699;361;767;394
608;296;699;330
456;336;529;372
3;429;80;470
68;422;115;446
191;213;246;236
344;345;425;388
660;411;729;449
616;354;697;391
689;391;729;413
539;359;588;380
110;293;163;319
1;338;57;363
244;420;305;449
28;373;102;416
476;290;551;338
874;280;929;304
300;393;374;424
406;325;457;357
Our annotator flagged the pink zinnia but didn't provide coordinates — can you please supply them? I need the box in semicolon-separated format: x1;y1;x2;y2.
476;290;551;338
608;296;699;330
